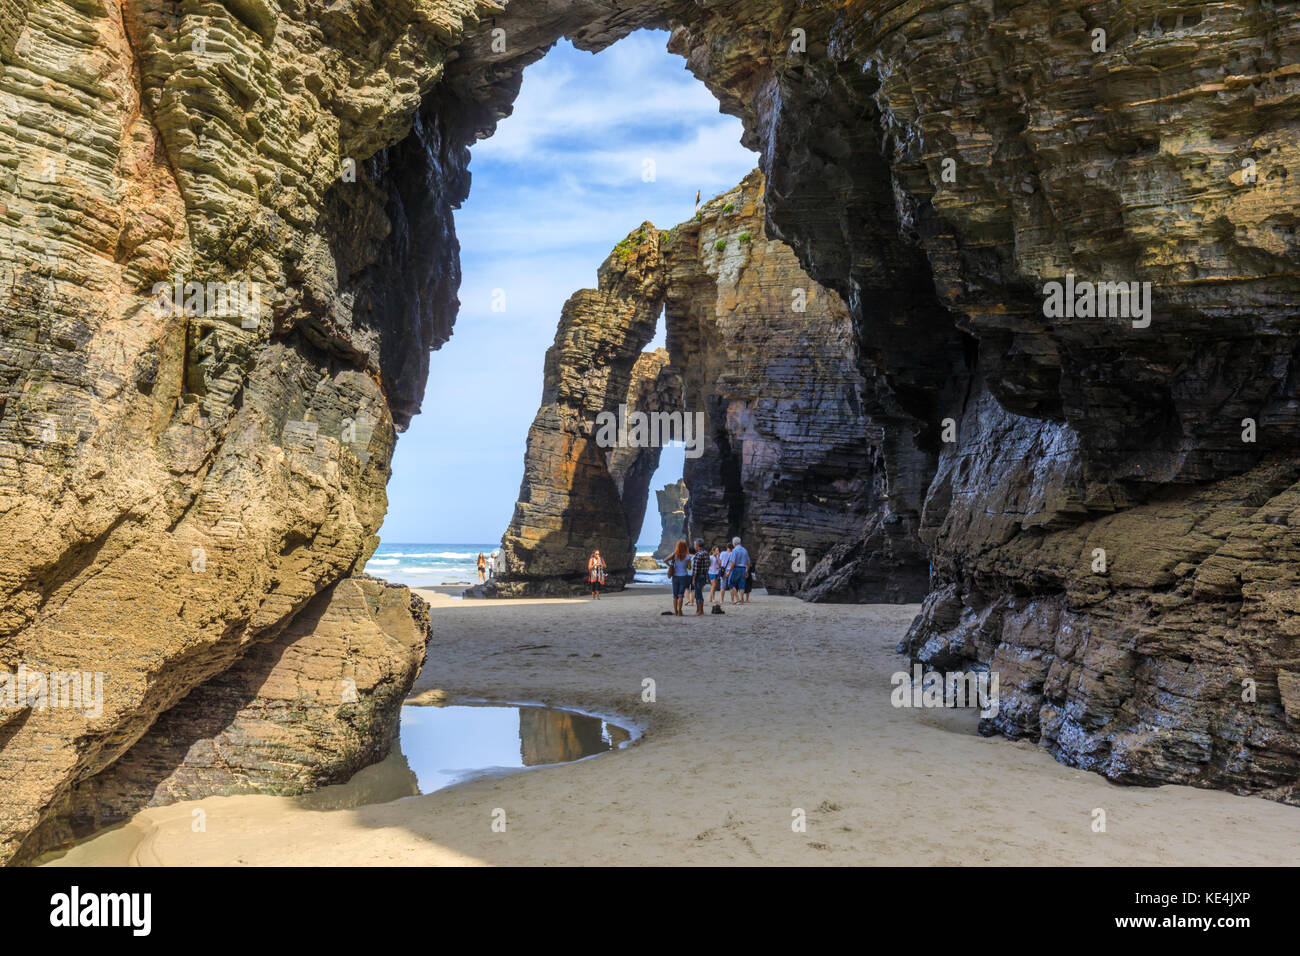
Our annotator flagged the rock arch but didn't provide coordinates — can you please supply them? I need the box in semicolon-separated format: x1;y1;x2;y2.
1;0;1298;858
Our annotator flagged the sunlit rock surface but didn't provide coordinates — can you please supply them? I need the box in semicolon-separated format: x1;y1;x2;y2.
660;171;906;596
0;0;502;862
17;577;428;861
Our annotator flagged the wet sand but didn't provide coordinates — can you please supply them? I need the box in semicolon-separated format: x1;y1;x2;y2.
43;589;1300;866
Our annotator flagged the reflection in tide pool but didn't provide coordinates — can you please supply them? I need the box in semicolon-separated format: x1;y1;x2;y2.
402;704;633;793
294;703;634;811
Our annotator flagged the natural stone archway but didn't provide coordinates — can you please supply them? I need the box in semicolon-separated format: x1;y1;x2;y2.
493;170;908;598
483;225;673;597
1;0;1299;860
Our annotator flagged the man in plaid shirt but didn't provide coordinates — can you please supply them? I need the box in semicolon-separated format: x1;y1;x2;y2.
690;538;711;616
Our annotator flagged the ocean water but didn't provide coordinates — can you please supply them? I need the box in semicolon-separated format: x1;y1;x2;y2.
363;543;500;587
364;543;667;587
630;558;668;587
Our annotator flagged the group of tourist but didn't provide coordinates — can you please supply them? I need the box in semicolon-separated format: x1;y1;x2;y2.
475;550;502;584
584;537;755;614
673;538;754;614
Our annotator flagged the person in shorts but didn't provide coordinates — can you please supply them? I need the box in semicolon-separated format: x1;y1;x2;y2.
727;536;750;604
707;546;722;603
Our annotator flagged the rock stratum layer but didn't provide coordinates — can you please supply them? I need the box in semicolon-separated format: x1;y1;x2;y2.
0;0;1297;859
24;577;429;858
662;172;900;596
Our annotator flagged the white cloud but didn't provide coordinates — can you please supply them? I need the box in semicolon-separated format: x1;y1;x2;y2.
477;32;730;162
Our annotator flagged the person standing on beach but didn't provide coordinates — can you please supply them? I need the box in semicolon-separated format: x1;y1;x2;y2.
476;552;487;584
727;536;750;604
667;540;692;616
588;549;607;600
707;546;722;604
690;539;711;615
486;551;496;578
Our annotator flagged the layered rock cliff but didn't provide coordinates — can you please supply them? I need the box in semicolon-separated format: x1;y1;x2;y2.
1;0;1298;859
901;379;1300;800
485;226;674;596
22;577;429;859
665;2;1300;798
0;0;489;861
660;171;908;595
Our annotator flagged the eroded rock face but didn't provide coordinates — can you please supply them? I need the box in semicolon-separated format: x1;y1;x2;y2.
654;479;688;560
667;3;1300;798
0;0;495;862
2;0;1298;858
19;577;429;860
900;379;1300;799
660;171;908;596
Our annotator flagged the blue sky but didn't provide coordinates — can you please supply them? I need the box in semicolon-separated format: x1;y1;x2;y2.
378;30;757;547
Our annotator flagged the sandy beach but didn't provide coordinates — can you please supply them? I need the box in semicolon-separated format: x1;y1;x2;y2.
43;588;1300;866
